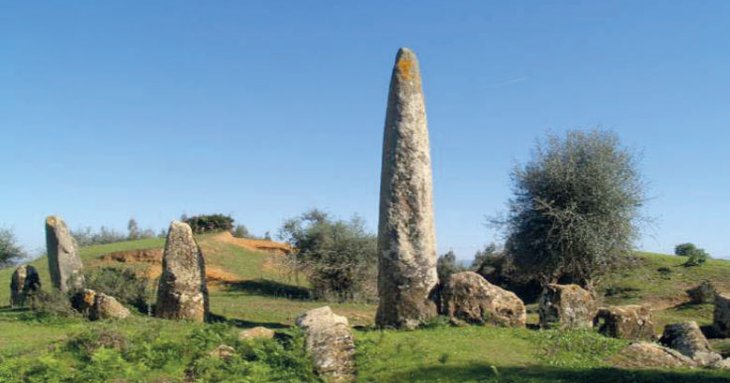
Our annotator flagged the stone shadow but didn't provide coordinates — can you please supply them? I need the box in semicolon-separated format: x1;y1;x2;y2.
223;278;311;300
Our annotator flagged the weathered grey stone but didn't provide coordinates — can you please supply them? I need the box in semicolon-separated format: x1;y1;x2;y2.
296;306;355;383
594;305;656;341
440;271;526;327
660;321;722;366
91;292;131;320
687;280;717;304
609;342;698;369
10;264;40;307
155;221;209;322
711;358;730;370
538;284;597;329
239;326;275;340
376;47;438;329
209;344;236;361
714;293;730;338
70;288;130;320
45;215;84;292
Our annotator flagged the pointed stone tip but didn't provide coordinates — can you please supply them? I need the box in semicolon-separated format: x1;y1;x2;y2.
393;47;420;82
46;215;61;226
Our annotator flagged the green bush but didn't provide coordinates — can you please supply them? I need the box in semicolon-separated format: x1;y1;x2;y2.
84;267;152;312
184;214;235;234
279;209;377;302
25;289;79;321
0;227;25;267
674;243;710;267
497;130;646;287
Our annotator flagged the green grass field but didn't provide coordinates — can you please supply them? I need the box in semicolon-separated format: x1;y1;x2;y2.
1;236;729;382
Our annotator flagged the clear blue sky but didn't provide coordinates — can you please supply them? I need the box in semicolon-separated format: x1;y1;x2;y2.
2;1;729;260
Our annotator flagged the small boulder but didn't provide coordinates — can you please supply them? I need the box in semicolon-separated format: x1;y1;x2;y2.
209;344;236;361
91;293;131;320
711;358;730;370
594;305;656;341
687;280;717;304
538;284;597;329
71;289;130;320
610;342;697;369
295;306;355;383
440;271;526;327
239;326;275;340
10;265;41;307
714;293;730;338
660;321;722;366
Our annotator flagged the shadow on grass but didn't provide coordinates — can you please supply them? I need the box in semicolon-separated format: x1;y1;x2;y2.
223;278;311;300
208;311;289;329
379;364;730;383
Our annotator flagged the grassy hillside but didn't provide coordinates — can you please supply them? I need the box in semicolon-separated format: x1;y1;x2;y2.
1;236;730;382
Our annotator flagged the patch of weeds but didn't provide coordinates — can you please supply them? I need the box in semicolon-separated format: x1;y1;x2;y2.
534;329;627;368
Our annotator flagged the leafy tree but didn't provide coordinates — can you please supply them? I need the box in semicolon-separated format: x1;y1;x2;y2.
436;250;465;283
232;224;252;239
0;228;25;267
279;209;377;302
127;218;139;240
184;214;234;234
675;243;710;267
498;130;646;288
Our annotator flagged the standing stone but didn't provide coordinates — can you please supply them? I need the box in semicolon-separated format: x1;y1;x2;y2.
45;215;84;292
538;284;597;329
296;306;356;383
687;280;717;304
660;321;722;366
714;293;730;338
155;221;209;322
10;265;41;307
376;47;438;329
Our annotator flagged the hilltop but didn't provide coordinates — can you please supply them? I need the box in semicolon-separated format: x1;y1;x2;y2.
1;235;730;382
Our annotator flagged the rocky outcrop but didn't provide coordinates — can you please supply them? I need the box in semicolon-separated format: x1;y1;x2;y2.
71;289;130;320
610;342;698;369
440;271;526;327
687;280;717;304
594;305;656;341
296;306;355;383
239;326;275;340
376;47;439;329
155;221;209;322
714;293;730;338
10;264;40;307
538;284;597;329
660;321;722;366
45;216;84;292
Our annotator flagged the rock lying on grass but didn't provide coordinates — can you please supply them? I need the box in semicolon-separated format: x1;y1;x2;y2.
610;342;698;369
538;283;597;329
660;321;722;366
594;305;656;341
440;271;526;327
714;293;730;338
296;306;355;383
209;344;236;361
239;326;275;340
71;289;130;320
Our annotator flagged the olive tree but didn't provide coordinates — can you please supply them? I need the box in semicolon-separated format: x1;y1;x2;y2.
0;228;25;267
279;209;377;302
499;130;645;288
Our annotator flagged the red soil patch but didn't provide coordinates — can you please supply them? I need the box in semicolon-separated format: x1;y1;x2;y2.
211;231;292;255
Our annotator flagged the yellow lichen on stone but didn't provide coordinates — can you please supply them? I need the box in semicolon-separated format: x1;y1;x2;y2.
397;56;418;82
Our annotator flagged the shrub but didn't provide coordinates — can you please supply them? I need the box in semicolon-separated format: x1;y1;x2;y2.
184;214;235;234
0;228;25;267
84;267;152;312
675;243;697;256
496;130;646;287
279;209;377;302
436;251;466;283
674;243;710;267
26;289;79;320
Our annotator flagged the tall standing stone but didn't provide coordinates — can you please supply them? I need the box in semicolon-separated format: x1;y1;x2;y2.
45;215;84;292
376;47;438;329
155;221;209;322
